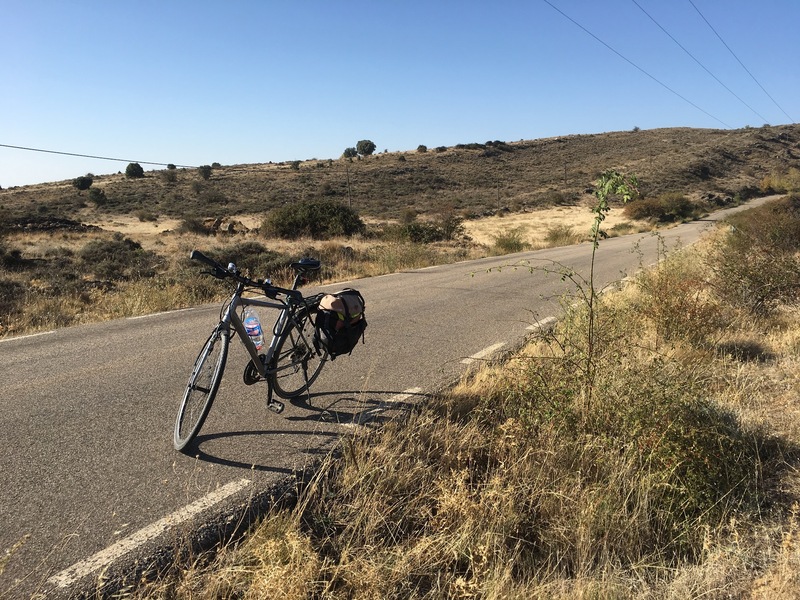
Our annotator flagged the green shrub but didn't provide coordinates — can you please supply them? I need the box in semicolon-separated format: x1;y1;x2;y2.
491;228;528;254
78;234;160;280
72;175;93;191
125;163;144;179
544;224;582;247
197;165;212;180
623;193;700;222
356;140;376;156
262;199;366;240
88;188;107;206
206;241;287;280
376;214;465;244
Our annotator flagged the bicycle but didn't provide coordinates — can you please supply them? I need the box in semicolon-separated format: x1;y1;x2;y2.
174;250;328;452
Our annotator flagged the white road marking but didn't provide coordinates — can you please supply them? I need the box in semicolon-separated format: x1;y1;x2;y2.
340;387;424;428
526;316;557;331
0;330;55;343
461;342;505;365
47;478;252;589
127;307;195;320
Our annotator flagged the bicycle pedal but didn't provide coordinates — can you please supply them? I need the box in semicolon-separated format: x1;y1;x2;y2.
268;400;285;414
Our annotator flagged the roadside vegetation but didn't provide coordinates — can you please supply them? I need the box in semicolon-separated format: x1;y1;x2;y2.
104;193;800;598
2;126;800;596
0;209;478;337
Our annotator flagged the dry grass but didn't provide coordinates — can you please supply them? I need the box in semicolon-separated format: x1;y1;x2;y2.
122;216;800;599
464;203;650;248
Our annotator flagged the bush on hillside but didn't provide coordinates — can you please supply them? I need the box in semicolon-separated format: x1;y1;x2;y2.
622;192;700;222
262;199;366;240
376;214;466;244
78;234;160;280
710;194;800;314
88;188;107;206
72;175;93;191
205;241;288;280
125;162;145;179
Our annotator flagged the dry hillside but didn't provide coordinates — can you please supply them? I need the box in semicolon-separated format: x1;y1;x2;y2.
2;124;799;225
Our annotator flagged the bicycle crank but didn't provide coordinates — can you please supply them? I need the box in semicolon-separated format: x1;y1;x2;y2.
243;354;267;385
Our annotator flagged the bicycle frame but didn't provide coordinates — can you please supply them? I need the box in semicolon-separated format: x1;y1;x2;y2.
222;285;295;380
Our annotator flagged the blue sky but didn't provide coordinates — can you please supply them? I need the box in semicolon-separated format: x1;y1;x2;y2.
2;0;797;188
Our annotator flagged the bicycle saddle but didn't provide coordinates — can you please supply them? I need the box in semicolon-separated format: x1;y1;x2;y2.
291;257;321;273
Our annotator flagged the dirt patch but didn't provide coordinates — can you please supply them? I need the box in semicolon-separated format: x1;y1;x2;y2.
464;203;650;247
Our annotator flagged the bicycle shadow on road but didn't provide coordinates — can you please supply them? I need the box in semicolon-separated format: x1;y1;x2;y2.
184;389;427;471
187;428;341;472
286;388;427;427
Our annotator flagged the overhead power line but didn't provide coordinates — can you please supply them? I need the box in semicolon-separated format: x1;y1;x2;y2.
688;0;794;123
631;0;770;124
541;0;731;128
0;143;196;169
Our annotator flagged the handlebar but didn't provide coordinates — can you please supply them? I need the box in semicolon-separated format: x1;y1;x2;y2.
189;250;303;302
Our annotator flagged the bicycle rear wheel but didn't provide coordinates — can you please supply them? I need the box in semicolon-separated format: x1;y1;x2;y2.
271;308;328;398
174;325;229;452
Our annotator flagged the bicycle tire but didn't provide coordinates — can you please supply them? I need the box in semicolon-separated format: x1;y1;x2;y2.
174;325;229;452
271;307;328;399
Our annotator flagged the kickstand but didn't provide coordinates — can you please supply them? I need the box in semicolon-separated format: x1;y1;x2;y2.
266;382;284;414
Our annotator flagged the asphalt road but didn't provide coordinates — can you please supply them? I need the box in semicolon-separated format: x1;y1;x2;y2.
0;198;773;598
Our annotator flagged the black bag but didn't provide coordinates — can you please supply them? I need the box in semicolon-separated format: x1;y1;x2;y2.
314;289;367;359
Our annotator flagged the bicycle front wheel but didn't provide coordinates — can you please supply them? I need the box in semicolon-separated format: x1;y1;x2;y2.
271;308;328;399
174;325;229;452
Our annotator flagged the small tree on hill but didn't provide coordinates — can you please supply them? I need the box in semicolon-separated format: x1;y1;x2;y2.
126;163;145;178
197;165;212;180
342;147;358;159
72;175;93;191
356;140;376;156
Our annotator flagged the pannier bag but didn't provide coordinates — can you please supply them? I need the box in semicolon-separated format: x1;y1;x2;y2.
314;289;367;359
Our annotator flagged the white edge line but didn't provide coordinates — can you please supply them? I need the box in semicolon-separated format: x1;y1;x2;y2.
0;308;198;340
461;342;505;365
127;307;195;320
340;387;424;429
48;478;252;589
0;330;55;343
526;316;557;331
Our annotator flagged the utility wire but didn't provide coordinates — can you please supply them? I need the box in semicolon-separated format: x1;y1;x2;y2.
631;0;770;124
0;143;196;169
688;0;794;123
541;0;731;128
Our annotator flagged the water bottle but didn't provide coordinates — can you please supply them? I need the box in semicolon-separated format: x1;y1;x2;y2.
242;307;264;350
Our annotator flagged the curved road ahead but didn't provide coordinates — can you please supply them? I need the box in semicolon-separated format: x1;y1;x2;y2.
0;199;772;598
